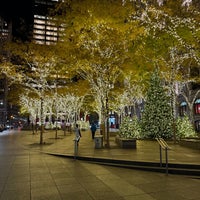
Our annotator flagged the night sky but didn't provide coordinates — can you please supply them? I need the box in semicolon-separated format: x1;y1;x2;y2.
0;1;34;40
0;1;33;20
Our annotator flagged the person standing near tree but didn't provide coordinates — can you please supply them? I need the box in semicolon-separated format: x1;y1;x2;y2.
90;123;97;139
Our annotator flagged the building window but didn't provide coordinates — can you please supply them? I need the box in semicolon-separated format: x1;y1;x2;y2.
194;99;200;114
180;101;187;116
33;14;59;45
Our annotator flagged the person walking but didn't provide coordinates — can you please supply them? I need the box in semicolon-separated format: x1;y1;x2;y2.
90;123;97;139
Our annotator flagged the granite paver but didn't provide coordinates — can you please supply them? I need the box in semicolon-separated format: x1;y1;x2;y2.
0;129;199;200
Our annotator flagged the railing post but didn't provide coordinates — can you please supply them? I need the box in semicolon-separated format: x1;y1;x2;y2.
73;139;78;159
156;138;163;167
159;145;162;167
156;138;171;175
165;147;168;175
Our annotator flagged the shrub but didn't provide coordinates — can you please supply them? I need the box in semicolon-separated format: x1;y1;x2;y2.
176;115;197;140
118;116;141;139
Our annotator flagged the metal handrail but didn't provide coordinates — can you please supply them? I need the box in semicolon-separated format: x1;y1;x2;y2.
156;138;172;175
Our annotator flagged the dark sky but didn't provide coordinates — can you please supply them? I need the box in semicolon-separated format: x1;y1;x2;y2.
0;1;34;41
0;1;33;20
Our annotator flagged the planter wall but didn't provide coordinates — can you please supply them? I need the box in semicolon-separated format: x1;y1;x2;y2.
179;139;200;150
115;136;136;149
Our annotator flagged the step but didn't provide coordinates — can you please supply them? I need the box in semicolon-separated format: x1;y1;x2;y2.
45;153;200;176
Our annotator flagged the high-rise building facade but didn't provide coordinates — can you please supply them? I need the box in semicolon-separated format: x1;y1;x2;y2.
0;0;57;126
0;0;58;43
33;0;59;45
0;16;11;126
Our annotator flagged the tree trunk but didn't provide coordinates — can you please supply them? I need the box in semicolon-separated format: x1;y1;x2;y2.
40;97;44;144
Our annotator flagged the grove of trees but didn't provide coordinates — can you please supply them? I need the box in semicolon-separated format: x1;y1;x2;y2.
0;0;200;145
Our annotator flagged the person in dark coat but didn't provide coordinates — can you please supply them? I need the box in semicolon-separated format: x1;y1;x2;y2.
90;123;97;139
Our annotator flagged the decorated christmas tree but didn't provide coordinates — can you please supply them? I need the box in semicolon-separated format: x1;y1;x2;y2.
176;115;197;140
141;69;173;139
119;116;141;139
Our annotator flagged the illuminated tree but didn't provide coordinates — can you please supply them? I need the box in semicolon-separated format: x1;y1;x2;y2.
119;116;141;139
20;92;55;134
1;42;59;144
141;69;173;139
20;93;40;134
122;0;200;140
75;23;128;147
53;1;124;147
54;0;148;147
176;115;197;140
111;71;148;126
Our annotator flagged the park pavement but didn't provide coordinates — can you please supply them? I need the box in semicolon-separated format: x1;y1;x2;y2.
0;128;200;200
11;129;200;174
17;128;200;166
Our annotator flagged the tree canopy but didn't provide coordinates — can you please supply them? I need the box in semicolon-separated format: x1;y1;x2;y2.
0;0;199;142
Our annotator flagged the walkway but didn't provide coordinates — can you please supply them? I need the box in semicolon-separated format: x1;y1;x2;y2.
0;128;199;200
17;128;200;165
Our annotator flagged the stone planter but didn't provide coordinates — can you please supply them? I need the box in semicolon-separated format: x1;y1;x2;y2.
179;138;200;150
115;136;137;149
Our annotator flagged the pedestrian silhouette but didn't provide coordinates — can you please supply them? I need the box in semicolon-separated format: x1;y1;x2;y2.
90;123;97;139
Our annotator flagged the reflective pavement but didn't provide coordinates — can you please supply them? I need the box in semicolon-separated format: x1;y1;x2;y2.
0;128;199;200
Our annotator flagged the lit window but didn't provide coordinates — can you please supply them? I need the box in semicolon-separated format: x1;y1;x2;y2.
194;99;200;114
180;101;187;116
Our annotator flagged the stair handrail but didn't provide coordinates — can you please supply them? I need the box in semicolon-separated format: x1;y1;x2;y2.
156;137;172;175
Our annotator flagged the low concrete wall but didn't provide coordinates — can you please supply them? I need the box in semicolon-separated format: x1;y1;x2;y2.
115;136;136;149
179;139;200;150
